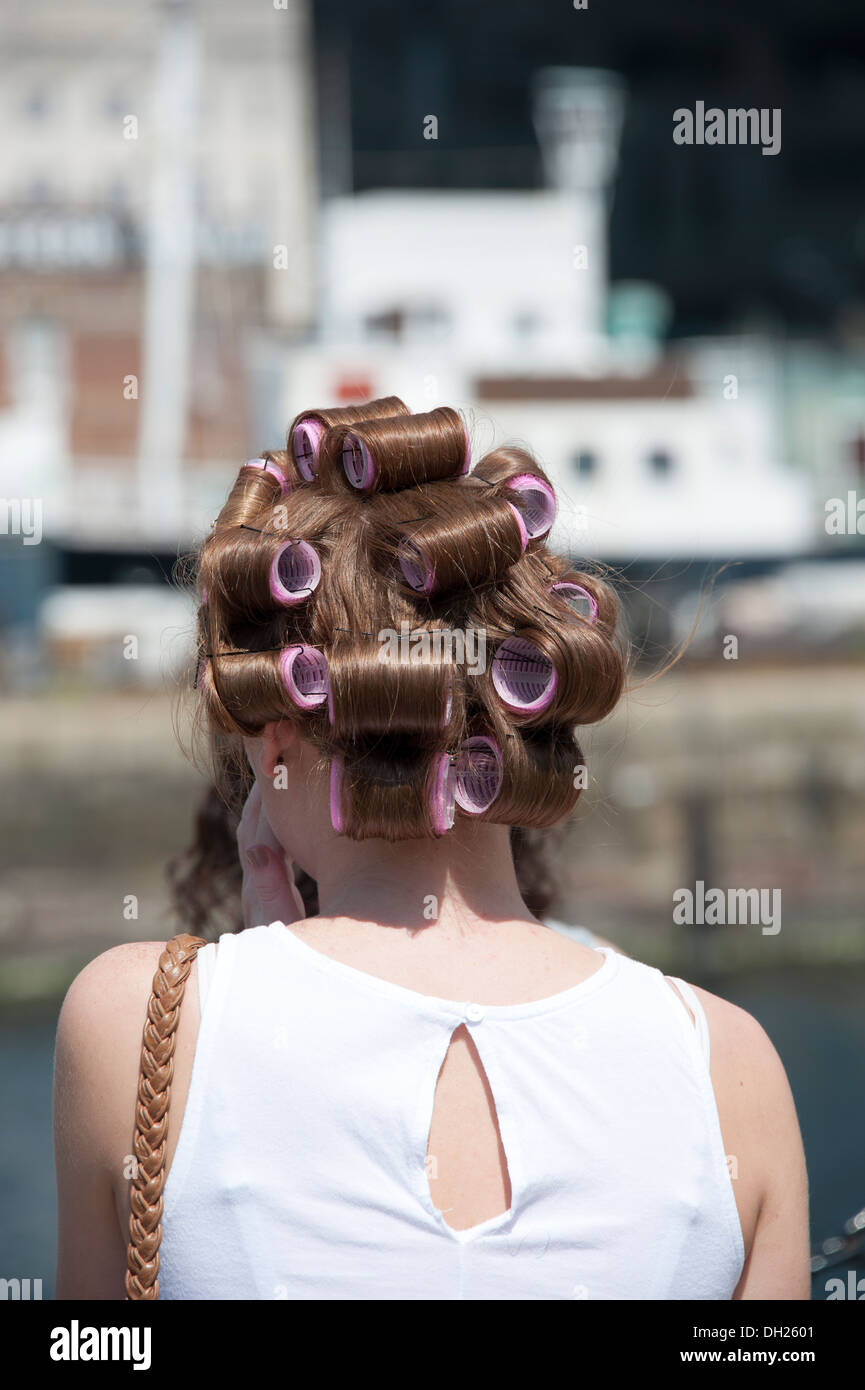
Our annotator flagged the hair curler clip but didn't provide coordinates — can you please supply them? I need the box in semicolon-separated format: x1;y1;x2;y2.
290;418;325;481
454;736;503;814
243;457;291;495
269;539;322;606
491;635;557;714
505;501;530;553
504;474;557;540
430;752;457;834
280;644;329;710
548;581;598;624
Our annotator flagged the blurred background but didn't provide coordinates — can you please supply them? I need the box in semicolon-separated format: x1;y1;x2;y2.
0;0;863;1299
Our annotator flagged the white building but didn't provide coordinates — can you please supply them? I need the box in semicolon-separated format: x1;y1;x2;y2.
281;67;815;562
0;0;317;550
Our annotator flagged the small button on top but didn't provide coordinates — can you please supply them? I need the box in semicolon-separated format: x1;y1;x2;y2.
465;1003;485;1023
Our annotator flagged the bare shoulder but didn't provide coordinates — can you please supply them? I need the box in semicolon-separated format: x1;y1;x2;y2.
666;978;810;1297
59;940;167;1025
670;979;800;1133
688;983;791;1085
54;941;204;1298
57;941;169;1075
55;940;201;1187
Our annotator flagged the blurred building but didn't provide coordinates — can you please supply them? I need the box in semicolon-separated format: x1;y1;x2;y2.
1;3;863;680
0;0;315;577
282;68;818;563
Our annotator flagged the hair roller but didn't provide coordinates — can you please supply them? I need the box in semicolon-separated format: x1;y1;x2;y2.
244;456;291;495
546;569;620;629
331;406;469;494
196;655;245;734
453;735;504;815
499;727;585;826
394;494;527;597
504;474;557;540
483;613;623;727
213;454;292;530
463;700;584;826
490;634;558;717
328;739;455;840
325;634;454;742
288;396;410;482
548;579;598;624
199;528;321;622
330;754;345;832
202;643;327;734
281;644;329;709
269;539;321;606
471;445;549;489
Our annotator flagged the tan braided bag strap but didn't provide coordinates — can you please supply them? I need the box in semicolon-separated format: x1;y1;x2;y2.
125;932;207;1300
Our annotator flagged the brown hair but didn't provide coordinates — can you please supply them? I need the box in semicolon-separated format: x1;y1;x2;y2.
187;397;627;842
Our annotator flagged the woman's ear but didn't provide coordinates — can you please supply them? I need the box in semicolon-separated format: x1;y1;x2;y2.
258;720;301;779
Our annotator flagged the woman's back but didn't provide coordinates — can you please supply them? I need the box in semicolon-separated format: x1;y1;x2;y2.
157;920;744;1300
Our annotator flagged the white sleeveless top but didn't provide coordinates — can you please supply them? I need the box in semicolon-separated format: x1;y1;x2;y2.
159;923;744;1300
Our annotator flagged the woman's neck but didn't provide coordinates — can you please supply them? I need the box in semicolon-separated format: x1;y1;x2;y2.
311;821;536;934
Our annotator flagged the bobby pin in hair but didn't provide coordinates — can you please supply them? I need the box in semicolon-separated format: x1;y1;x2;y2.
206;645;288;658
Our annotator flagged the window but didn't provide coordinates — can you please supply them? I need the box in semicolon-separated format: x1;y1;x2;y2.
573;450;597;478
648;449;673;477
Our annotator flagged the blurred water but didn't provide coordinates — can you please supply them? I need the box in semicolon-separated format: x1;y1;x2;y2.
1;964;862;1301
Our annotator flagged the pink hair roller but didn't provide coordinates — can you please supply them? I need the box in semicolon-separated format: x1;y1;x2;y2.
549;581;598;624
454;736;503;814
397;539;436;594
505;474;557;540
291;419;325;481
491;635;557;714
429;752;456;834
269;539;321;606
398;504;527;595
506;501;529;552
342;433;376;491
330;755;344;832
280;644;329;710
243;457;290;495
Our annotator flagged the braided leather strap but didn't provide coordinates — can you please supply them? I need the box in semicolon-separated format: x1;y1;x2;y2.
125;933;207;1300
